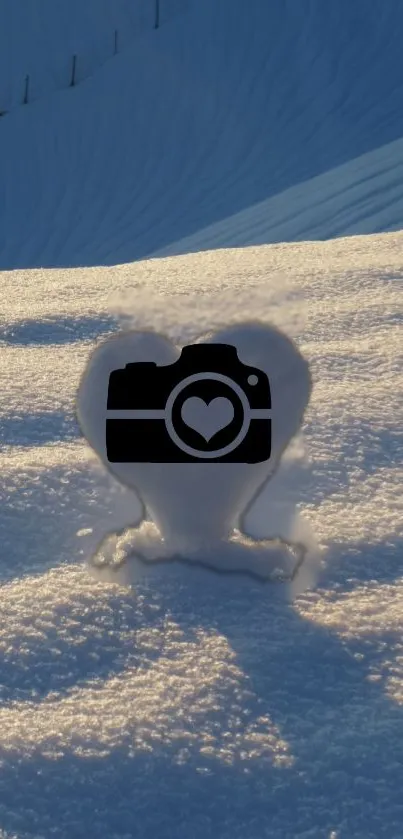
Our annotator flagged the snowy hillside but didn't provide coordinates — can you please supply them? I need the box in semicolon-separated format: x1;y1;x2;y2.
1;0;403;837
155;136;403;257
0;0;187;111
3;0;403;267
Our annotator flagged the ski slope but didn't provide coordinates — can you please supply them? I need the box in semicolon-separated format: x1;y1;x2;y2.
1;0;403;837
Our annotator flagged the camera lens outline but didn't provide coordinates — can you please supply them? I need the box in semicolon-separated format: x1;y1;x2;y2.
164;372;251;459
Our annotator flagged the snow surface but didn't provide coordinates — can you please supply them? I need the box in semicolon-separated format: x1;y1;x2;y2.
0;0;187;111
1;0;403;837
3;0;403;268
1;234;403;838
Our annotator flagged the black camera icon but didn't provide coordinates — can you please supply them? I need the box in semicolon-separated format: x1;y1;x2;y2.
106;343;271;463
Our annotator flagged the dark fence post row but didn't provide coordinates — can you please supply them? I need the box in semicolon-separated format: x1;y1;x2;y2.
2;6;167;117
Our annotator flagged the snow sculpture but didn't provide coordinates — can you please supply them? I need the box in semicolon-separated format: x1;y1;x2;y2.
76;321;315;586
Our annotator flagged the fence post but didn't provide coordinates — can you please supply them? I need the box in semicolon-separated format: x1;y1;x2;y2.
114;29;118;55
154;0;160;29
23;74;30;104
70;55;77;87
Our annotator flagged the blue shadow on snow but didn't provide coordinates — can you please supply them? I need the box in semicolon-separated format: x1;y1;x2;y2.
0;315;118;346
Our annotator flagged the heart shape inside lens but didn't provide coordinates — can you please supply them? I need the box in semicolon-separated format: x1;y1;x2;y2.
181;396;234;441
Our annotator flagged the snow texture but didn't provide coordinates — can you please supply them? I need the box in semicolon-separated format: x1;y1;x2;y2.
1;234;403;839
1;0;403;837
